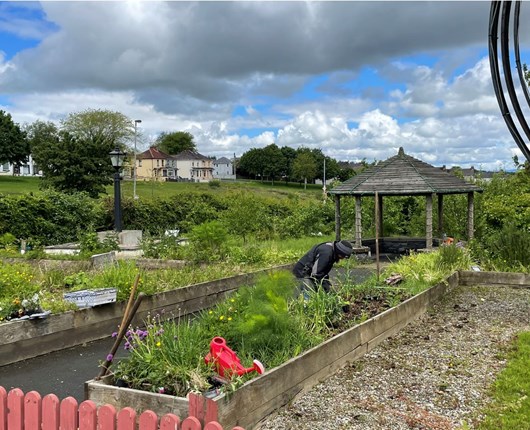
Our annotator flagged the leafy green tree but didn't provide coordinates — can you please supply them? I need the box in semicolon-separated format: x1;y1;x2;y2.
221;192;266;242
155;131;196;155
25;120;59;154
292;151;317;189
61;109;133;149
238;147;265;179
32;130;116;197
0;110;29;168
280;146;297;181
261;144;286;185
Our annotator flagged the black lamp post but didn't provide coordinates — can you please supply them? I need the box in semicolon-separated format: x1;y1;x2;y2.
110;147;126;232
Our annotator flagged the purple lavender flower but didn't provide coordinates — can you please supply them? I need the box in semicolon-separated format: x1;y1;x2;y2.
111;332;118;338
106;354;114;362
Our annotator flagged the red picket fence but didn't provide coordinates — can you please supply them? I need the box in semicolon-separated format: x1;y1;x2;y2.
0;387;244;430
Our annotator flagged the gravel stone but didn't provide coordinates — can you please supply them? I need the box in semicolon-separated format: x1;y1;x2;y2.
258;285;530;430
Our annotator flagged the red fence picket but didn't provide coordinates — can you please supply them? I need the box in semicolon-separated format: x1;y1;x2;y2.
0;387;244;430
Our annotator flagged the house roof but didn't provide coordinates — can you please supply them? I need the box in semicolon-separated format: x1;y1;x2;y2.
214;157;232;164
329;147;483;196
137;147;172;160
173;150;210;160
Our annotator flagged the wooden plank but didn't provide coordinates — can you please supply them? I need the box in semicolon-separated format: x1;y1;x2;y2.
458;270;530;287
24;392;41;430
0;386;7;430
85;381;188;418
98;405;116;430
7;389;24;430
59;398;78;430
41;394;60;430
87;277;451;430
78;401;97;430
116;408;137;430
0;264;293;366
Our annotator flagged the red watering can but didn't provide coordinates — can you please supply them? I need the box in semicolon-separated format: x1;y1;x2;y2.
205;336;265;379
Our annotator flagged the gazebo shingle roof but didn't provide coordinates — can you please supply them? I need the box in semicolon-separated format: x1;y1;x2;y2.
330;147;482;196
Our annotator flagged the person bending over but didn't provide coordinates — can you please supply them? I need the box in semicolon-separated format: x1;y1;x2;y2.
292;240;353;293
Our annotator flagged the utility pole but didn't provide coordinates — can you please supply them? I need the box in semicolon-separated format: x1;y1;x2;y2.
323;156;327;200
133;119;142;199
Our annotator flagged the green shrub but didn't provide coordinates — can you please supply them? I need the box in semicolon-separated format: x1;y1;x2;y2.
187;221;229;263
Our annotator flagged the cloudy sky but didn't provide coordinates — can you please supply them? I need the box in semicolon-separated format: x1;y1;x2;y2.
1;1;530;170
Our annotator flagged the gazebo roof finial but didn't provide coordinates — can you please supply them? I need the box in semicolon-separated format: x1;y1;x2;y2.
398;147;405;157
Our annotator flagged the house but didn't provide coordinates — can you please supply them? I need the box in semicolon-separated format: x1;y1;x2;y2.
0;155;41;176
173;150;214;182
442;166;496;183
213;156;235;180
135;147;177;181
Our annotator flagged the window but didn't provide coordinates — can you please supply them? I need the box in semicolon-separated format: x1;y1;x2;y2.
138;160;142;167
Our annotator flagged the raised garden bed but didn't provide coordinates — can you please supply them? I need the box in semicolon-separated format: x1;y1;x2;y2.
0;264;291;366
85;272;459;429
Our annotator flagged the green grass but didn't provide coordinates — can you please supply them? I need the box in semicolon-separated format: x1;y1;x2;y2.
476;332;530;430
0;176;322;200
0;176;41;194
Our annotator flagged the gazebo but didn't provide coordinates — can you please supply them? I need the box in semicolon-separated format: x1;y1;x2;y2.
328;147;483;251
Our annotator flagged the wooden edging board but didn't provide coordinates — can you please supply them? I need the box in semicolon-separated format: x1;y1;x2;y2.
85;271;459;429
0;264;292;367
459;270;530;287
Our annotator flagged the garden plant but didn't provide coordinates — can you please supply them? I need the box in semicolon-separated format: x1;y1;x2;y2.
109;245;473;398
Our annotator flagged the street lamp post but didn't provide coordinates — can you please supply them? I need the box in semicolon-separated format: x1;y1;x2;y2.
133;119;142;199
110;147;127;232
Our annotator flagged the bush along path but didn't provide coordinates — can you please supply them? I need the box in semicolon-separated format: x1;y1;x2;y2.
260;284;530;430
108;246;473;399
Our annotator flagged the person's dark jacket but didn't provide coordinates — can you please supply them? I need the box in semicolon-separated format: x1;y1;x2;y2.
292;241;337;288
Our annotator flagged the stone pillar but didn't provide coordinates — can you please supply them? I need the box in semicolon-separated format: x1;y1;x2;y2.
437;194;444;238
426;194;433;250
334;195;341;241
355;196;362;247
467;192;475;241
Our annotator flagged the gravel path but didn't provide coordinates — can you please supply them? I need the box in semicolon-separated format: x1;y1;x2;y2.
259;284;530;430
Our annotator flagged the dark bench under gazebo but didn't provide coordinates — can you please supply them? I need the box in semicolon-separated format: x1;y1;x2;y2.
329;147;482;252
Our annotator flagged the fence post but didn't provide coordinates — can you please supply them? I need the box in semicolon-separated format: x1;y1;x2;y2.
117;407;137;430
98;404;117;430
42;394;60;430
78;400;97;430
138;411;158;430
159;414;180;430
7;388;24;430
60;398;78;430
0;386;7;430
24;392;41;430
181;416;201;430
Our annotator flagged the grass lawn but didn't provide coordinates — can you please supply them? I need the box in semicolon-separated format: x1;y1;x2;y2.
476;331;530;429
0;176;41;194
0;176;324;200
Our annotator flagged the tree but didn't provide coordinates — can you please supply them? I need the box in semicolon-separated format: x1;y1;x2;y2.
0;110;29;168
30;109;132;197
155;131;196;155
280;146;297;181
261;144;286;185
25;120;59;152
292;151;317;189
31;130;115;197
61;109;133;149
238;148;266;179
